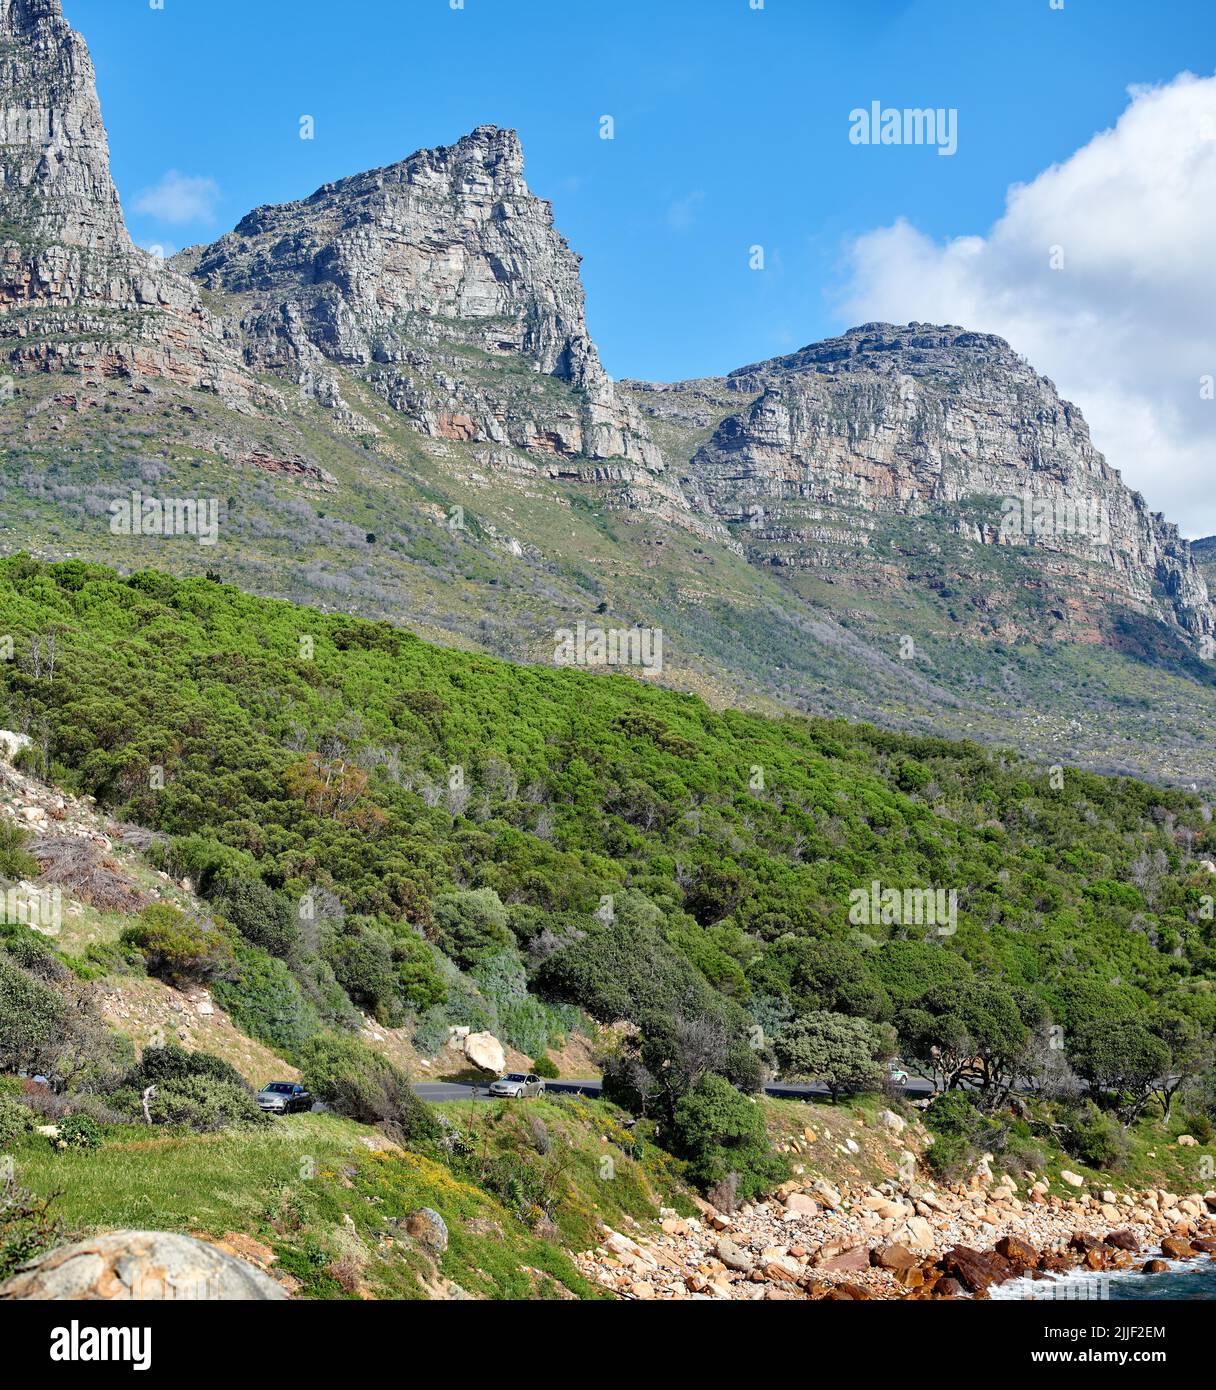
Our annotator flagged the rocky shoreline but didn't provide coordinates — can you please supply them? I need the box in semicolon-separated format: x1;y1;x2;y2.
576;1168;1216;1301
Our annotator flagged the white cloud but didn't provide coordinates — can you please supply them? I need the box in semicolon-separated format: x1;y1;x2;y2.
133;170;221;226
837;72;1216;537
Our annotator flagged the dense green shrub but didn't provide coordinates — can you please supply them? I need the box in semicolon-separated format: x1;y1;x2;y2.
432;888;512;968
923;1090;1003;1179
411;1007;452;1056
1;925;69;982
773;1011;892;1099
531;1054;559;1080
1065;1103;1130;1170
0;822;38;880
52;1115;102;1152
145;1074;267;1132
0;955;67;1075
389;931;447;1012
924;1132;974;1179
210;942;321;1054
669;1074;787;1201
215;875;297;957
114;1046;265;1134
120;903;231;983
535;918;727;1026
325;922;397;1018
298;1033;437;1142
130;1044;240;1088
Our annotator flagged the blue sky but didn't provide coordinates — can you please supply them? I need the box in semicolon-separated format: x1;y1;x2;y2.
66;2;1216;473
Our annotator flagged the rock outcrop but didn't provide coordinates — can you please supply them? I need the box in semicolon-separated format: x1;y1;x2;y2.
0;0;257;404
628;323;1215;650
0;1230;289;1299
181;125;661;469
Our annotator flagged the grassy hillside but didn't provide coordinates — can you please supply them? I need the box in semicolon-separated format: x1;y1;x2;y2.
2;556;1216;1292
1;556;1213;1030
1;1097;695;1299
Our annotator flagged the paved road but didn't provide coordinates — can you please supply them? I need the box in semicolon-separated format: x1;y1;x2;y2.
414;1077;936;1104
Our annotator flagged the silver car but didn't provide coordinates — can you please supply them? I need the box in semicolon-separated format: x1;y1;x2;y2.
488;1072;545;1099
256;1081;312;1114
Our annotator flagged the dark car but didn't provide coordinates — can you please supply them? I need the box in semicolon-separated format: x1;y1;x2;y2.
256;1081;312;1115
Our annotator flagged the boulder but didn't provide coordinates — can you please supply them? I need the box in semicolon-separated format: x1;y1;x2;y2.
995;1235;1038;1268
1060;1170;1085;1188
896;1216;935;1250
714;1238;753;1273
463;1031;506;1073
810;1179;843;1210
0;1231;287;1300
816;1245;868;1274
933;1276;968;1298
784;1192;818;1217
1104;1230;1139;1253
878;1109;905;1135
871;1243;918;1273
402;1207;448;1254
1160;1235;1194;1259
940;1245;1014;1294
1177;1135;1198;1147
1142;1259;1170;1274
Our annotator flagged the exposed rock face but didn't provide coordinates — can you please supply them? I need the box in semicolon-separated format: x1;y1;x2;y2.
0;1230;289;1299
628;324;1214;649
183;125;660;468
0;0;256;403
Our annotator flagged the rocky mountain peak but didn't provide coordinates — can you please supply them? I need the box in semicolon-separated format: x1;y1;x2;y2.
186;125;661;467
0;0;130;251
0;0;258;404
732;322;1026;384
626;320;1214;651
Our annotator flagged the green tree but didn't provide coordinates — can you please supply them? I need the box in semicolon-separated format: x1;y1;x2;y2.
1069;1019;1171;1126
431;888;512;969
774;1010;892;1100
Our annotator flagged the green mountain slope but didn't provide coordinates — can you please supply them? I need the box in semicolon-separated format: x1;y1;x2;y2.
3;556;1214;1046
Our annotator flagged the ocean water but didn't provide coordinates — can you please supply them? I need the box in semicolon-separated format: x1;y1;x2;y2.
990;1257;1216;1302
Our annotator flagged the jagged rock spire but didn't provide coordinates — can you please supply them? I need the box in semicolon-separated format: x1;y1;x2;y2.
188;124;663;467
0;0;131;251
0;0;259;405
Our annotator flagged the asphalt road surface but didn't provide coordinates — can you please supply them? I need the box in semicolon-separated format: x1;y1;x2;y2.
414;1077;937;1104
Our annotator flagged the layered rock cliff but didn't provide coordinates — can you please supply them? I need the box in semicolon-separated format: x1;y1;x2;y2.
179;125;661;470
627;324;1214;647
0;0;255;403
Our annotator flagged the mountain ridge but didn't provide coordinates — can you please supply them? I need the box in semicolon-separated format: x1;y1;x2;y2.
1;1;1216;787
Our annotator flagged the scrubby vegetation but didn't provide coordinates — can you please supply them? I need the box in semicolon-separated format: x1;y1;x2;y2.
1;556;1216;1235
